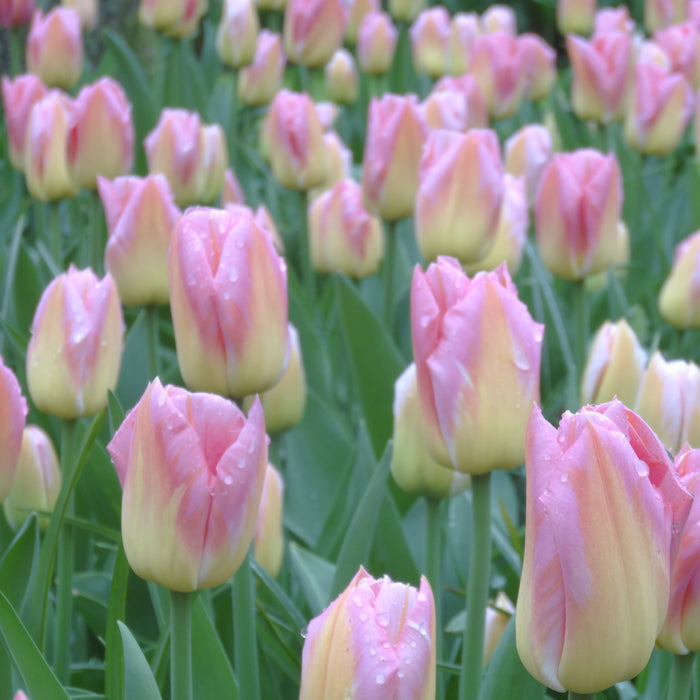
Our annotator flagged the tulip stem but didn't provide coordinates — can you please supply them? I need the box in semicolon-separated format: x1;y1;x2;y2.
55;418;78;685
91;191;104;274
425;497;443;699
170;590;193;700
50;202;62;269
460;472;491;700
383;220;397;328
145;305;159;379
573;279;588;405
233;549;260;699
667;652;696;700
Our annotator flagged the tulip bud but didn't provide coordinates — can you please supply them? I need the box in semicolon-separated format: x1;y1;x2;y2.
317;131;352;191
409;7;451;79
300;568;436;699
253;464;285;577
1;74;48;172
448;12;480;75
645;0;689;31
517;400;692;693
1;0;35;27
98;174;181;306
580;319;646;406
24;91;79;202
0;358;28;504
238;30;286;107
535;149;623;280
361;94;429;221
484;593;514;664
520;34;557;101
344;0;378;44
12;692;30;700
356;11;397;75
315;101;339;131
283;0;346;67
594;6;634;35
659;230;700;328
66;77;134;190
308;179;384;278
481;4;516;35
415;129;504;264
139;0;208;38
420;89;467;132
556;0;596;35
411;259;543;473
391;363;470;499
168;207;288;398
655;23;700;91
216;0;259;69
324;49;359;104
108;381;268;591
505;124;553;207
4;426;60;530
27;8;83;90
61;0;98;30
388;0;425;23
434;74;489;129
222;168;246;206
26;266;124;419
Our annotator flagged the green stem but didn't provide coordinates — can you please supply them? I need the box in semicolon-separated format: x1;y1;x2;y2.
233;549;260;700
10;30;23;75
91;191;104;274
459;472;491;700
54;419;78;684
50;202;62;269
383;219;397;328
667;652;696;700
145;306;159;380
298;64;310;95
297;190;315;302
573;279;588;406
425;498;443;699
170;590;193;700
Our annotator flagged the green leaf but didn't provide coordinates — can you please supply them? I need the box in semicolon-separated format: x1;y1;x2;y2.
288;543;335;617
105;542;129;700
251;560;307;632
0;591;70;700
118;621;163;700
0;515;40;614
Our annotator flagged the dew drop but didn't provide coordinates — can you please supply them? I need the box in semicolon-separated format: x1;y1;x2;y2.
376;674;385;685
369;648;376;657
229;268;239;283
353;596;363;608
376;612;389;627
223;474;233;486
359;613;368;623
397;670;405;679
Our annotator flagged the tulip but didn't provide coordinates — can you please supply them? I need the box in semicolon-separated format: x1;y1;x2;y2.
0;0;35;27
24;91;79;202
535;149;623;280
409;7;451;79
415;129;504;264
645;0;689;31
388;0;425;23
481;4;516;35
27;8;83;90
316;131;352;191
12;693;30;700
253;464;284;577
197;124;229;204
356;11;397;76
4;426;61;530
411;258;543;473
692;0;700;31
315;101;339;131
61;0;98;30
283;0;346;67
216;0;259;69
344;0;378;44
434;74;489;129
593;6;634;35
635;352;700;455
0;358;28;504
420;89;467;132
98;174;181;306
654;22;700;91
1;74;48;172
520;34;557;101
138;0;208;38
107;380;268;591
516;400;692;693
222;168;246;206
448;12;480;75
66;77;134;190
237;30;286;107
567;31;632;123
659;230;700;328
361;94;429;221
391;363;470;499
168;207;288;398
556;0;596;35
324;49;359;105
484;593;515;664
299;567;436;699
227;202;285;254
504;124;553;207
308;179;384;278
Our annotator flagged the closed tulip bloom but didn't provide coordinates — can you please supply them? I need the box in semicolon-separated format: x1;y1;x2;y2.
197;124;229;204
556;0;596;35
535;149;623;280
593;6;634;35
448;12;480;75
659;230;700;328
0;0;35;27
253;464;285;577
516;400;692;693
361;94;428;221
169;207;288;397
27;8;82;90
520;34;557;101
325;49;359;105
4;426;60;530
567;31;632;123
318;131;353;190
27;265;124;419
655;23;700;90
481;4;516;35
434;74;489;129
0;358;28;504
283;0;346;67
216;0;259;68
391;363;470;499
645;0;689;31
66;77;134;190
411;258;543;473
344;0;378;44
505;124;553;207
356;11;397;75
484;593;515;664
388;0;425;23
98;174;181;306
222;168;245;206
238;30;286;107
1;74;48;171
62;0;98;30
420;90;467;132
139;0;208;38
24;91;79;201
636;352;700;454
12;692;30;700
108;380;268;591
300;567;436;699
415;129;504;264
409;7;451;79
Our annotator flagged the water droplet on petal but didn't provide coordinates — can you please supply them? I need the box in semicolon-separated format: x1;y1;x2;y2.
376;674;385;685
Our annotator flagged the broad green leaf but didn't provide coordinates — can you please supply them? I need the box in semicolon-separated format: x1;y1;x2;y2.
252;560;307;632
118;621;163;700
0;515;40;615
288;543;334;617
105;543;129;700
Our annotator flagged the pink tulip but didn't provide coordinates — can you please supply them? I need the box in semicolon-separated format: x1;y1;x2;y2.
300;567;436;699
692;0;700;31
168;207;288;398
107;380;268;591
655;22;700;90
484;593;515;664
520;34;557;101
344;0;379;44
317;131;353;190
411;258;543;473
138;0;207;38
420;89;468;132
504;124;553;206
27;8;83;90
324;48;359;105
659;230;700;328
0;357;28;504
409;6;451;79
556;0;596;35
447;12;480;75
516;400;692;693
253;463;285;577
645;0;689;31
62;0;98;30
216;0;259;68
388;0;425;23
356;11;397;75
535;149;623;280
283;0;346;67
0;0;35;27
481;4;516;35
26;265;124;419
434;74;489;129
237;30;286;107
593;6;634;35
